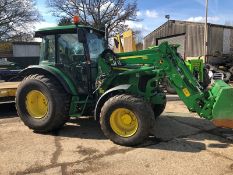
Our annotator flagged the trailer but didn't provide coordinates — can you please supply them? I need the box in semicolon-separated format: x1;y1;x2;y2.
0;69;21;81
0;82;20;104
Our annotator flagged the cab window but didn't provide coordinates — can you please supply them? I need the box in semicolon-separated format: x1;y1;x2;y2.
86;31;106;62
57;34;85;65
40;35;55;62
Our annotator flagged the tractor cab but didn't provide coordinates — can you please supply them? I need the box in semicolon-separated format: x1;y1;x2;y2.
35;24;107;94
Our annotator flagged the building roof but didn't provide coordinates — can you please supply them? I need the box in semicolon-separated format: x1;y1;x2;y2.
145;20;233;39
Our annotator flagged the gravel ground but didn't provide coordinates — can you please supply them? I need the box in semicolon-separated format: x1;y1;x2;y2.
0;101;233;175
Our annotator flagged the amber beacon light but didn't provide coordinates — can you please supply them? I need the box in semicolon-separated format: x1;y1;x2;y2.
73;16;80;25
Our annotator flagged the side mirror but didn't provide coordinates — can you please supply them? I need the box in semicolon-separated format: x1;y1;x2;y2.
77;29;86;43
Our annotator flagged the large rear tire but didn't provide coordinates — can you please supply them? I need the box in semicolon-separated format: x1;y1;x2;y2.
16;74;70;132
100;94;154;146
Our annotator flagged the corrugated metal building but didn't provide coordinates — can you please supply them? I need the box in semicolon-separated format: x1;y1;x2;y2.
144;20;233;60
11;42;40;68
0;42;40;68
12;42;40;58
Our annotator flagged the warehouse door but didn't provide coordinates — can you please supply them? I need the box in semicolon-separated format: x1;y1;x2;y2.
157;34;185;58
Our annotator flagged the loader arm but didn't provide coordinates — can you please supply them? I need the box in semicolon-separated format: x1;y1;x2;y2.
155;43;233;127
154;43;213;119
157;43;233;125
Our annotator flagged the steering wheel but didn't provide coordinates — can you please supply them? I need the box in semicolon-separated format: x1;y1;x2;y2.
100;49;121;66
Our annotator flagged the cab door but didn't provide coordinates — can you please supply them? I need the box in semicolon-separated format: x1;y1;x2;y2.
85;30;107;90
57;33;89;94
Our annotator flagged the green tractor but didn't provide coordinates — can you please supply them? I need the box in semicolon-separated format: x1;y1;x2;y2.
16;21;233;146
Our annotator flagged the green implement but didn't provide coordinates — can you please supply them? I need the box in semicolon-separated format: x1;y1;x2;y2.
210;80;233;127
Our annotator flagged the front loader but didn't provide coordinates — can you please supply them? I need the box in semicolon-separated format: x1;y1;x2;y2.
16;19;233;146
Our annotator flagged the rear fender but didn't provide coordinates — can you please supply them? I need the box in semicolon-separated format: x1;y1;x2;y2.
94;84;131;120
18;65;78;95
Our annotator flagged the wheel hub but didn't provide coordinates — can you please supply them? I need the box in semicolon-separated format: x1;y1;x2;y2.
25;90;48;119
110;108;138;137
121;114;132;125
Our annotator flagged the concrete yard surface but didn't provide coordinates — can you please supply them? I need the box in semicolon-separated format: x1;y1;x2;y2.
1;101;233;175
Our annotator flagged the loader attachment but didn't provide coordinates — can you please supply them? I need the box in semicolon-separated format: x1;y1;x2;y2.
210;80;233;128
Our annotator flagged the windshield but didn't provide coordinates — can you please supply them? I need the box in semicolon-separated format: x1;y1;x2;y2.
86;30;107;61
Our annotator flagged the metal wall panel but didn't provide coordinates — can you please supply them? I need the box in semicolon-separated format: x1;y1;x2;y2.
186;24;204;57
158;35;185;58
144;21;206;57
208;26;223;55
13;44;40;57
223;29;231;54
230;30;233;53
144;20;233;59
144;21;186;49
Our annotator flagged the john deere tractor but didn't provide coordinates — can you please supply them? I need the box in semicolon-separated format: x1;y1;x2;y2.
16;20;233;146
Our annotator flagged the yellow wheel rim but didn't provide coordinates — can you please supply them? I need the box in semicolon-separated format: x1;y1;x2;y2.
110;108;138;137
25;90;48;119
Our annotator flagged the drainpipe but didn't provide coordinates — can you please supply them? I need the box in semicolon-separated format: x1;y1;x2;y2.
204;0;209;63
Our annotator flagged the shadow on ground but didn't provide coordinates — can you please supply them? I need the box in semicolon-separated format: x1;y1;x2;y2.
0;103;17;119
46;117;107;140
51;114;233;153
143;114;233;153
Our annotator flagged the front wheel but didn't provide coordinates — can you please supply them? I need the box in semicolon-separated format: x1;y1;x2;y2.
100;94;154;146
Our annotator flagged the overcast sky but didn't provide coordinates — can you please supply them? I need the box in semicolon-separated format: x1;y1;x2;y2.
35;0;233;36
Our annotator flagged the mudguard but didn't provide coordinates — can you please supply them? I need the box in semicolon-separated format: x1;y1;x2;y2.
18;65;78;95
94;84;131;120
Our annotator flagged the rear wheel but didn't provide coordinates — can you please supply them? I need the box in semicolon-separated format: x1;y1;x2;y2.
100;94;154;146
16;74;70;132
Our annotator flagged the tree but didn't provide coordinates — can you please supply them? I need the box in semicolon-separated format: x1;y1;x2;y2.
0;0;42;41
58;17;72;26
133;30;143;44
48;0;139;37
